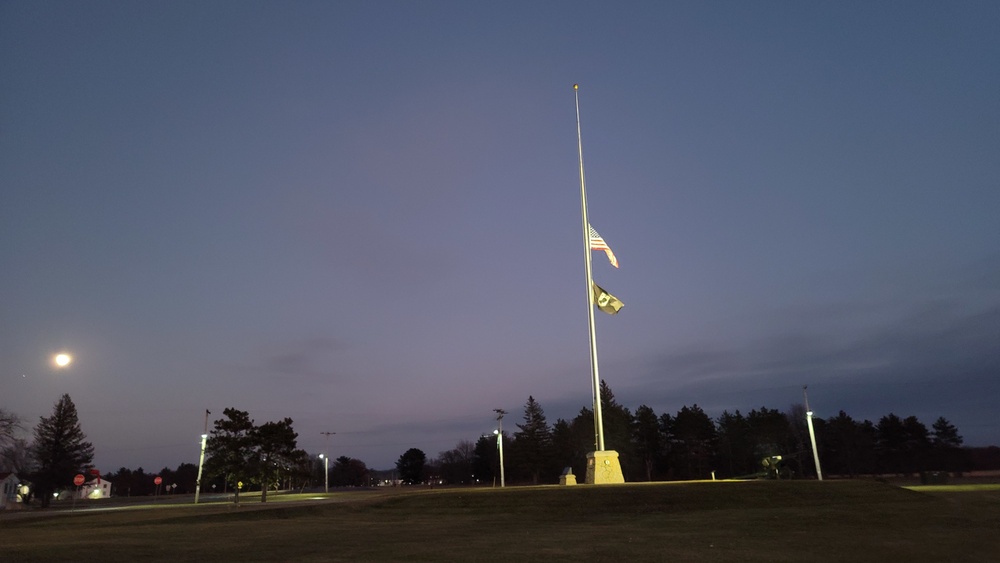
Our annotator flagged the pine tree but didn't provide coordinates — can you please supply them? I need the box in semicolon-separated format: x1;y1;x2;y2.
633;405;662;481
205;409;310;503
30;394;94;507
901;416;931;474
668;404;717;480
253;418;306;503
204;408;256;504
550;418;579;477
931;416;964;472
716;410;753;478
331;456;370;487
931;417;963;448
598;380;635;477
396;448;426;484
876;413;907;474
513;396;553;484
472;435;497;485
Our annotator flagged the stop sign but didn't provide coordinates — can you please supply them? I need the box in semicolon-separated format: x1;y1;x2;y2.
73;474;85;486
154;476;163;485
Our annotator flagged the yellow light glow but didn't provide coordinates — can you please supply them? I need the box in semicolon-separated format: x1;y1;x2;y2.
54;353;72;367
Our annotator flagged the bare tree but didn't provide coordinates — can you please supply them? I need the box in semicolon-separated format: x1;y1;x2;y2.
1;408;21;448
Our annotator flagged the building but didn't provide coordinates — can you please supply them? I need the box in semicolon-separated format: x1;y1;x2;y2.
0;472;24;509
80;478;112;499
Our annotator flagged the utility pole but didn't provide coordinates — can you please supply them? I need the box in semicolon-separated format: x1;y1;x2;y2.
195;409;210;504
803;386;823;481
493;409;506;488
320;431;336;493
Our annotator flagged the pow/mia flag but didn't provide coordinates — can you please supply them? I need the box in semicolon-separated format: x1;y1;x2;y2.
592;282;624;315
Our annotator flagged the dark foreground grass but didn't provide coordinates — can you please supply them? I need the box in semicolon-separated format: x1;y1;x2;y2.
3;480;998;562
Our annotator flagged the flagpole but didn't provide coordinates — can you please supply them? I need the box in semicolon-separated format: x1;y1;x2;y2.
194;409;209;504
575;84;606;452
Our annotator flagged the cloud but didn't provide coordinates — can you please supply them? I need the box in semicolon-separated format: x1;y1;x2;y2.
260;337;346;379
611;300;999;443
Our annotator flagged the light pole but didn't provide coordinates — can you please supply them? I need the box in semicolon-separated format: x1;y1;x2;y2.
494;409;506;488
803;386;823;481
320;431;335;493
319;454;329;493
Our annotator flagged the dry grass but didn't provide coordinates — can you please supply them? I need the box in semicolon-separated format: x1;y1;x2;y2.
3;480;998;562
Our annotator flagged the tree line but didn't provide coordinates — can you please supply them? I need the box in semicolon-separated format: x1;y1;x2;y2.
4;390;999;507
420;381;987;485
2;399;379;505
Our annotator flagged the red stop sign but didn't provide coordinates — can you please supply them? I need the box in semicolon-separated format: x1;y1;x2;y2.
154;476;163;485
73;474;85;486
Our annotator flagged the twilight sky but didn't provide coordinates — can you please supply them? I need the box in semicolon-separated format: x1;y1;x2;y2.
2;1;998;473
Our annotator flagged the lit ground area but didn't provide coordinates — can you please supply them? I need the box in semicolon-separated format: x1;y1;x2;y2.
3;480;999;562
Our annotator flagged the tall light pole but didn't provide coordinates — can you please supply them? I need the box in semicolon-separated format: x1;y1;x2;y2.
318;454;329;493
195;409;210;504
320;431;335;493
493;409;506;488
803;386;823;481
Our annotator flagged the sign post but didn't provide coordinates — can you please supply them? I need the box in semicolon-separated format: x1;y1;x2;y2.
72;474;84;510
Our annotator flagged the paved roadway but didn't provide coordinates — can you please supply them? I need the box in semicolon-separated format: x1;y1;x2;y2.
0;489;382;521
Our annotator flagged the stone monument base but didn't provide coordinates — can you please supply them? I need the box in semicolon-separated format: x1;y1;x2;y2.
585;450;625;484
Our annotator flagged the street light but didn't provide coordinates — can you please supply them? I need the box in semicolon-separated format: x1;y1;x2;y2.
319;454;329;493
494;408;506;488
803;386;824;481
320;431;335;493
492;430;505;488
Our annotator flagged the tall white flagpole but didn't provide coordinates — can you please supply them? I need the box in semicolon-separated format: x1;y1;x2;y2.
194;409;209;504
575;84;606;452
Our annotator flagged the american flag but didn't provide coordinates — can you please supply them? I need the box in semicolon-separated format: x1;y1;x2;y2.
589;224;619;268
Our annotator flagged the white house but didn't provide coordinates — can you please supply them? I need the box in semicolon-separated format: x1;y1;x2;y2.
0;472;23;509
80;478;112;499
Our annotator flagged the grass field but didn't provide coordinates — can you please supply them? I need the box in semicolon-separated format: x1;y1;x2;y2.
3;480;999;562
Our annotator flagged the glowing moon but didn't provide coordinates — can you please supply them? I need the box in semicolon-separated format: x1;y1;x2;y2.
54;353;72;367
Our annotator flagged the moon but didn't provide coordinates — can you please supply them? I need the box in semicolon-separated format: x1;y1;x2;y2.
55;353;72;367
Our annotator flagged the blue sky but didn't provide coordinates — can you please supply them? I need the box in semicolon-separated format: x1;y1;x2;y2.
2;1;998;472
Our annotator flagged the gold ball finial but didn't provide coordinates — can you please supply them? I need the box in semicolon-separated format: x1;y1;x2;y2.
573;84;579;90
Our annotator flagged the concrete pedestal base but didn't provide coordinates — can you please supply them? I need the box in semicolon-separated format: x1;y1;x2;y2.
559;473;577;486
585;450;625;484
